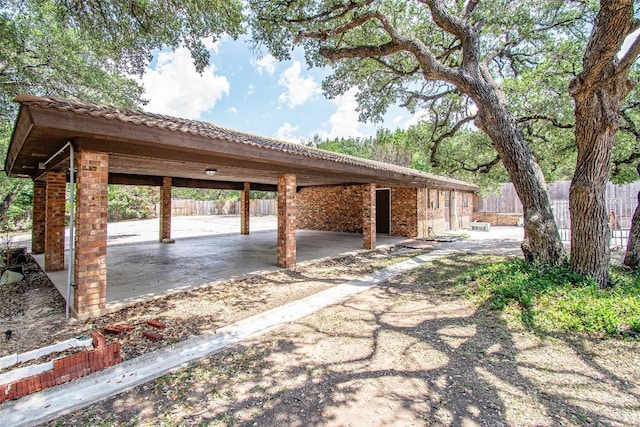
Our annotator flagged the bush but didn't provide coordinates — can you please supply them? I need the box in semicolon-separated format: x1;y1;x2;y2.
461;259;640;337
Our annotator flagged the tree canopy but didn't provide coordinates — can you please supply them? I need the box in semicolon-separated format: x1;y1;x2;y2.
0;0;245;228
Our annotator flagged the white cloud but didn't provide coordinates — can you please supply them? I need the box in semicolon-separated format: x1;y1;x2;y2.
140;44;229;119
228;107;238;114
315;88;376;139
254;55;277;75
277;61;321;108
247;84;255;96
275;122;303;143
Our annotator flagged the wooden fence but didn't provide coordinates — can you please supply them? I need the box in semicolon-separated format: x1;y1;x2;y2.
153;199;277;217
476;181;639;247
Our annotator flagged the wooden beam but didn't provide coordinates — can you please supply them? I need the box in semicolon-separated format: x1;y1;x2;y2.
109;173;164;186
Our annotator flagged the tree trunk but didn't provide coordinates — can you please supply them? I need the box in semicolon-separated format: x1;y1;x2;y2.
0;180;26;220
623;163;640;268
568;0;638;287
474;90;565;265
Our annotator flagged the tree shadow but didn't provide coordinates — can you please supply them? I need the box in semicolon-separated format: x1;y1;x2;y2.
46;253;640;426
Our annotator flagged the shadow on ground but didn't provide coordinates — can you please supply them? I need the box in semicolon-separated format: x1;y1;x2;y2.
46;253;640;426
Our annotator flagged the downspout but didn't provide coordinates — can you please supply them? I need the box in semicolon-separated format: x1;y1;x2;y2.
66;143;75;319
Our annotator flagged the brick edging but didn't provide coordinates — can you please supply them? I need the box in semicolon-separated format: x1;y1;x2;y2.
0;332;122;403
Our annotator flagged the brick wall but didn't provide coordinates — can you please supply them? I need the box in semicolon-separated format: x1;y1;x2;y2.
389;187;419;237
298;184;476;237
0;332;121;403
298;184;424;238
44;171;66;271
74;151;109;318
472;212;522;226
426;189;447;233
31;180;46;254
297;185;365;233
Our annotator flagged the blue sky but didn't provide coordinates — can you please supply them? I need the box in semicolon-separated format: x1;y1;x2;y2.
138;31;640;144
138;36;421;143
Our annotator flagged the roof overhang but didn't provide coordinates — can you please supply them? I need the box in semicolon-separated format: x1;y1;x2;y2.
6;95;479;192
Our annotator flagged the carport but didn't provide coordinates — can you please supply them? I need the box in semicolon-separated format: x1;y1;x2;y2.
6;95;476;318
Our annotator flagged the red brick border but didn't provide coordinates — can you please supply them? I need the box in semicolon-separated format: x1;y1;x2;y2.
0;333;121;403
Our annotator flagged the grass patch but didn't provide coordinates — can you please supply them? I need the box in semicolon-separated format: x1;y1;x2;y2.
460;259;640;337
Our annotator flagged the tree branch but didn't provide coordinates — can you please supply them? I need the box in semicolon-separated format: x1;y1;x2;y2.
517;114;574;129
430;114;476;167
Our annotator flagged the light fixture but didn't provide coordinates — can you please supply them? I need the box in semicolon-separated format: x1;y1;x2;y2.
205;168;217;176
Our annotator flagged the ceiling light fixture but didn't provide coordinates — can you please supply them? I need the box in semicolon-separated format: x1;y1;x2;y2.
205;168;217;176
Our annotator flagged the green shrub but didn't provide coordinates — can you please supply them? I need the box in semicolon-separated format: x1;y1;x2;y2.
460;259;640;337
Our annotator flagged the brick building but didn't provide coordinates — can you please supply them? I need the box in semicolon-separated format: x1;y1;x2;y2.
6;95;477;318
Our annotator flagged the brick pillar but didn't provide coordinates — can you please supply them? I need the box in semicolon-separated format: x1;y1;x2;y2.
277;174;296;268
417;187;428;238
362;183;376;249
159;177;172;241
241;182;250;235
74;151;108;317
44;171;66;271
451;189;458;231
32;180;46;254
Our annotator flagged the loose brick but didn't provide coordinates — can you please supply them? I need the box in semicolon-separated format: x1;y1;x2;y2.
146;319;166;329
91;330;107;348
104;323;134;335
142;330;164;342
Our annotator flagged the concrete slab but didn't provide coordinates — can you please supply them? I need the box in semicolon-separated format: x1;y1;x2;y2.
33;215;409;312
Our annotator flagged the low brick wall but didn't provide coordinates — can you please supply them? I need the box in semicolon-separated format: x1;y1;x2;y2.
472;212;523;226
0;332;122;403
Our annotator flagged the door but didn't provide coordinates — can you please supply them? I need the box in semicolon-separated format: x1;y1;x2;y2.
376;189;390;234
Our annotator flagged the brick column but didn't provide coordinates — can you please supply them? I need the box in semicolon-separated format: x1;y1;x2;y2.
74;151;108;317
277;174;296;268
32;180;46;254
362;183;376;250
241;182;250;235
44;171;66;271
417;187;428;238
159;177;172;241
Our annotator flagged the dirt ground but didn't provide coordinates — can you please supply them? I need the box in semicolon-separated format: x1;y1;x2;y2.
14;250;637;426
0;245;431;363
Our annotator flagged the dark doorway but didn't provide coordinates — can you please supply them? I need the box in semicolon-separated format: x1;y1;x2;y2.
376;189;391;234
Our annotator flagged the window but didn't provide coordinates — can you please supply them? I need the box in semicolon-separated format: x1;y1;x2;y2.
462;194;469;208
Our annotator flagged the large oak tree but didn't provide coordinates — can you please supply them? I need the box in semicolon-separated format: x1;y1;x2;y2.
569;0;640;285
249;0;594;265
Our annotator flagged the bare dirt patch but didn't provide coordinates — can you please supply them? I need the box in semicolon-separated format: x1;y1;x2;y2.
42;253;640;426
